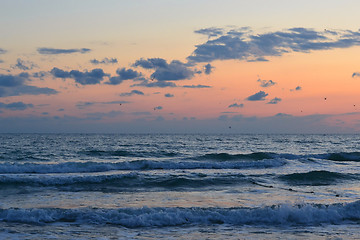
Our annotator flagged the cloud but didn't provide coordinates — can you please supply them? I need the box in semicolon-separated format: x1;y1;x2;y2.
50;67;109;85
188;27;360;63
267;97;282;104
37;47;91;55
11;58;37;70
90;58;118;65
32;71;48;79
291;86;302;91
133;58;196;81
194;27;224;38
0;101;34;111
352;72;360;78
0;48;6;54
0;73;58;97
257;78;276;87
76;102;95;109
154;106;163;110
76;100;129;109
106;68;142;85
182;84;212;88
246;91;268;101
204;63;214;75
133;80;177;88
164;93;174;98
120;90;144;96
228;103;244;108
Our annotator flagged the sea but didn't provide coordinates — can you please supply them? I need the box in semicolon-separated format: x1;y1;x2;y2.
0;133;360;239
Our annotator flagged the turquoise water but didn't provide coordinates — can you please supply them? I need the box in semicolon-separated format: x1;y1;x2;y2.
0;134;360;239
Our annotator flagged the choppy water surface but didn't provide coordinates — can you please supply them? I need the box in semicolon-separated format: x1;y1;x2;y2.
1;134;360;239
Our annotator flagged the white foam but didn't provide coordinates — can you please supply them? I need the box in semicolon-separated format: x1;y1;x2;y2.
1;201;359;227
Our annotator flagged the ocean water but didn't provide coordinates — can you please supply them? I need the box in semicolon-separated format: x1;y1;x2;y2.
0;134;360;239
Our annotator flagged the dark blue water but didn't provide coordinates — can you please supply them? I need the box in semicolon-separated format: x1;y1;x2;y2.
1;134;360;239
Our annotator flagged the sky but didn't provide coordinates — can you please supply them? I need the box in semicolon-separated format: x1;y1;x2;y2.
1;0;360;133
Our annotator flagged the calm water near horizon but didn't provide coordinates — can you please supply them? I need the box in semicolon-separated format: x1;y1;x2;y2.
0;133;360;239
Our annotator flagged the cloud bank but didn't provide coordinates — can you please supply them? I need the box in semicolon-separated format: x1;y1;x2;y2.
188;27;360;63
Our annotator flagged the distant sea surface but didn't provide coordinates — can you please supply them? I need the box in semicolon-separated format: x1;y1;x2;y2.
1;134;360;239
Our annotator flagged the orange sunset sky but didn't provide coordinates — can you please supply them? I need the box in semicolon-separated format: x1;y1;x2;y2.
1;0;360;133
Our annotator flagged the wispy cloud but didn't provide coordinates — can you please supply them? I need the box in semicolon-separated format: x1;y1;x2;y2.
182;84;212;88
228;103;244;108
164;93;174;98
11;58;37;70
257;78;276;87
37;47;91;55
76;100;129;109
0;48;7;54
267;97;282;104
90;57;118;65
120;90;144;96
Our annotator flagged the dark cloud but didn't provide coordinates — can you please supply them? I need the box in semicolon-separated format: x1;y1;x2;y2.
90;58;118;65
50;67;109;85
0;60;3;63
0;74;24;87
164;93;174;98
0;48;6;54
188;27;360;63
106;68;141;85
154;106;163;110
267;97;282;104
0;101;34;111
204;63;214;75
257;78;276;87
182;84;212;88
37;47;91;55
58;108;65;112
133;58;196;81
228;103;244;108
352;72;360;78
120;90;144;96
11;58;37;70
0;73;58;97
246;91;268;101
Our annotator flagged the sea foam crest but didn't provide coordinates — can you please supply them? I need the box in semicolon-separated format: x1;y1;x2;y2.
1;201;360;227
